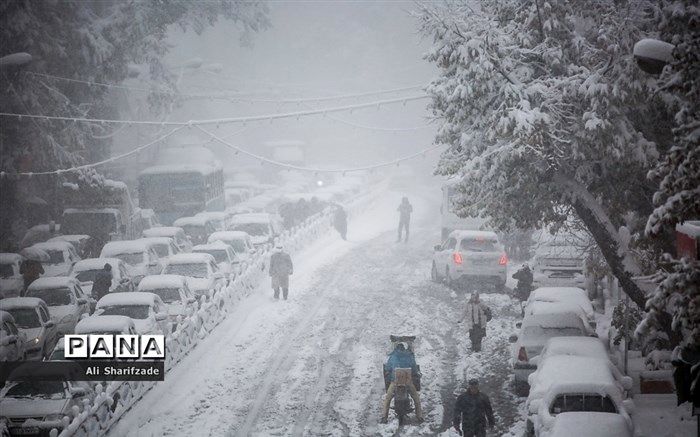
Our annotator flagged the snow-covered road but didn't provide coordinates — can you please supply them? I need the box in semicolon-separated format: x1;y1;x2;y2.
110;190;524;437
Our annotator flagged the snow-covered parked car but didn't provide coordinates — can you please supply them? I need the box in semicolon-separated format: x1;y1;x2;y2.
0;253;24;298
207;231;256;263
525;287;596;328
28;241;81;277
528;356;635;437
136;275;197;330
47;234;92;258
100;240;163;283
69;257;135;299
173;216;217;246
0;298;58;360
195;211;228;232
0;311;27;361
192;242;240;279
142;226;192;253
94;292;171;336
541;412;633;437
532;241;586;288
24;277;92;334
227;213;281;247
509;312;596;396
431;230;508;290
161;253;227;299
0;366;94;436
139;236;180;260
76;315;138;336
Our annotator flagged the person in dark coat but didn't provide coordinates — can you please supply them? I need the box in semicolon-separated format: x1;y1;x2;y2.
332;204;348;240
397;197;413;242
269;244;293;300
19;259;44;296
512;263;533;301
453;379;495;437
92;263;113;302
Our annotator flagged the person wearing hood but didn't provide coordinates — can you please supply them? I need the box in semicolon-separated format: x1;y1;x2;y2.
453;378;495;437
397;197;413;242
269;243;293;300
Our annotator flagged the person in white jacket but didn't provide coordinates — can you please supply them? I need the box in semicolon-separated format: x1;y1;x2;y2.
461;293;492;351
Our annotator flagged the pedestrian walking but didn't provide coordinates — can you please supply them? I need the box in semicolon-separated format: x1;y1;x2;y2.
333;204;348;240
397;196;413;242
453;378;495;437
92;263;113;302
269;244;293;300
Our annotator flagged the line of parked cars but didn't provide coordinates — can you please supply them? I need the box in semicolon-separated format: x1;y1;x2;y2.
508;286;636;437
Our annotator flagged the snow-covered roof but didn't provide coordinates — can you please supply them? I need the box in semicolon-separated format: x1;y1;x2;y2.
449;230;499;240
140;164;220;176
208;231;249;242
194;211;227;221
531;356;618;399
676;220;700;238
18;247;50;262
522;312;586;329
138;236;174;246
548;412;631;437
166;253;214;264
528;288;593;316
72;258;122;272
101;240;149;256
193;241;231;251
75;315;134;334
27;277;77;290
0;297;45;310
525;301;589;319
97;292;158;307
173;216;210;227
542;337;607;361
137;275;186;290
48;235;90;244
30;241;73;251
142;227;184;238
0;253;23;264
229;213;273;224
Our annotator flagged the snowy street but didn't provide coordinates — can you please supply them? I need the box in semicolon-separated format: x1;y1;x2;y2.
109;190;523;437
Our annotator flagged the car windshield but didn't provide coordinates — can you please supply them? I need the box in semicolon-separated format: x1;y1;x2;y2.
7;308;40;328
164;263;208;278
523;326;584;338
75;269;106;283
194;249;228;263
460;238;498;252
114;252;145;266
152;244;170;257
100;305;150;319
232;223;268;236
44;250;65;264
0;263;14;278
148;288;181;304
5;381;66;399
26;288;72;306
551;394;617;414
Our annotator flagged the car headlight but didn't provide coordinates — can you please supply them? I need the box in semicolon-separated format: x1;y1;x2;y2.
34;337;41;344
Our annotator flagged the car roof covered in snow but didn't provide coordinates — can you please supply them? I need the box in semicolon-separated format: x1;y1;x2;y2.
72;258;122;272
194;211;226;220
138;237;174;246
75;315;135;334
166;253;215;264
0;297;46;310
30;241;74;251
532;356;617;394
97;292;159;307
0;253;23;264
542;337;607;360
229;213;273;224
101;240;149;256
208;231;249;242
193;241;232;251
137;275;186;290
140;164;220;176
48;235;90;243
27;277;78;290
449;230;499;240
525;301;590;319
522;312;587;329
142;227;185;238
173;216;211;227
548;412;631;437
528;288;593;315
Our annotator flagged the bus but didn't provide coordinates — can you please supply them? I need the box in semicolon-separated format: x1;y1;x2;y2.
138;164;225;225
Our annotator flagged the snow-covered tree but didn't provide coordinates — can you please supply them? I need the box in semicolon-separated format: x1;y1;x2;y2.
416;0;667;308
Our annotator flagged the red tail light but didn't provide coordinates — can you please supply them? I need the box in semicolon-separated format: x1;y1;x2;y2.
499;253;508;265
453;252;463;265
518;346;528;362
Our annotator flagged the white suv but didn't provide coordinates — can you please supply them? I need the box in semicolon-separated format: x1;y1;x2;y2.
431;230;507;291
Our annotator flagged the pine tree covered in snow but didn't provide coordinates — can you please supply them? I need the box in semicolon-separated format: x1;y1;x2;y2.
416;0;670;308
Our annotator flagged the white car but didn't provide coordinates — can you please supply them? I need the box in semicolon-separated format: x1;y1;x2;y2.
0;253;24;298
136;275;197;330
532;242;586;288
0;298;59;360
194;211;228;232
509;312;595;396
142;226;192;253
94;292;171;336
24;277;93;334
28;240;81;277
541;412;632;437
526;287;596;327
48;316;138;360
431;230;508;290
192;242;240;278
207;231;256;263
173;216;217;246
227;213;281;246
139;236;181;259
100;240;163;283
529;356;635;437
161;253;227;298
0;311;27;361
70;257;135;298
47;234;92;258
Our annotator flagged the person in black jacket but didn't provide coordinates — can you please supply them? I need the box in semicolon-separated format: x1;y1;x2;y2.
92;263;113;302
453;379;495;437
